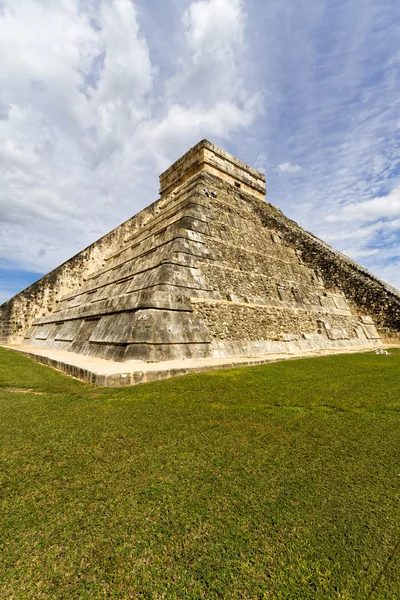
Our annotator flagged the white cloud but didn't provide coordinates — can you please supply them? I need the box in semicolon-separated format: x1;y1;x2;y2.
166;0;259;123
88;0;154;154
342;248;380;259
254;152;269;174
366;260;400;291
0;0;261;289
323;221;385;243
327;186;400;224
276;162;302;174
184;0;244;59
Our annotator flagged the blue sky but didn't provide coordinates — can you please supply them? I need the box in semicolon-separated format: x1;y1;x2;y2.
0;0;399;304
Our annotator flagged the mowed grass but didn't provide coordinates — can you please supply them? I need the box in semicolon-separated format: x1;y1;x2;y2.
0;348;400;599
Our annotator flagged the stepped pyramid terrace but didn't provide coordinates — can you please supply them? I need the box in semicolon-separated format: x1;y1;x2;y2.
1;140;400;385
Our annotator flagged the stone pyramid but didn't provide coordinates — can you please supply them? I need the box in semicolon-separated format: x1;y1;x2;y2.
2;140;400;364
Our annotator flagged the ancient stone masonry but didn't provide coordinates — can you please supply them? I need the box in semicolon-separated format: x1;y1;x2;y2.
1;139;399;363
0;195;183;346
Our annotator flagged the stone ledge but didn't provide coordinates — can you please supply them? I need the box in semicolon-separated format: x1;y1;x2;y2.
190;296;352;316
3;343;396;388
33;291;195;325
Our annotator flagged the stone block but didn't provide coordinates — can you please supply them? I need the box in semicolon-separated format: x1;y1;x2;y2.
227;293;240;303
333;296;349;310
54;320;84;342
362;324;381;340
361;316;374;324
327;328;349;341
280;333;298;342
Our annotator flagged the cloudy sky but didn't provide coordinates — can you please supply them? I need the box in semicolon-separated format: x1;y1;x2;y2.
0;0;399;303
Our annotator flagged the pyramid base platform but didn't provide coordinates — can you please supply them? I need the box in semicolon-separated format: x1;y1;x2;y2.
2;340;394;387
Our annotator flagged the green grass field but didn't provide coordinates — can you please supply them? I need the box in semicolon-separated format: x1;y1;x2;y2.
1;347;400;599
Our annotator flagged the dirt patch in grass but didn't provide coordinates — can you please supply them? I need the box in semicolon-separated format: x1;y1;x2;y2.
2;387;43;395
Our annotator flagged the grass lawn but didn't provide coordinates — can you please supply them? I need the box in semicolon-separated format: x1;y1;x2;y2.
0;347;400;599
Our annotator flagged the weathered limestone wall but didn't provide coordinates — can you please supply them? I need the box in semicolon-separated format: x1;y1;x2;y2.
193;300;361;341
250;199;400;341
0;193;177;345
187;172;384;357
